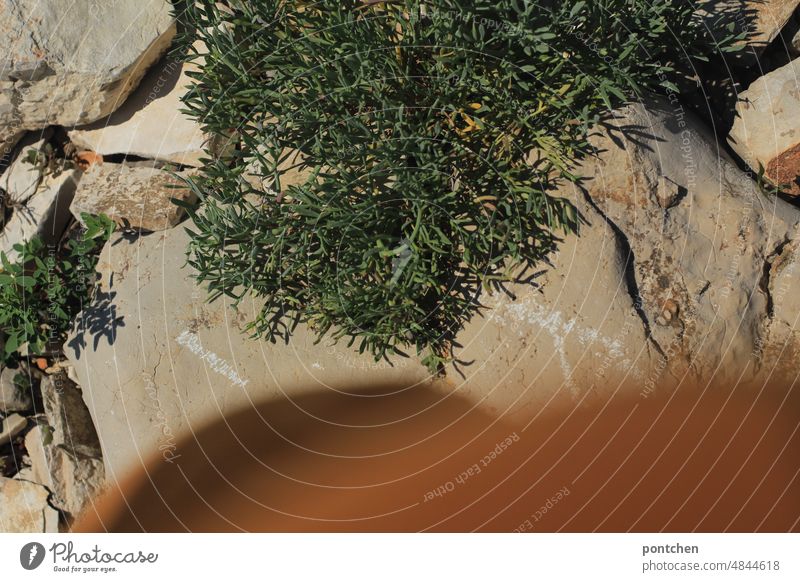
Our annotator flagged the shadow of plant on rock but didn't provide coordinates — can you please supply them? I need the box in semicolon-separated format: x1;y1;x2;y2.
67;289;125;359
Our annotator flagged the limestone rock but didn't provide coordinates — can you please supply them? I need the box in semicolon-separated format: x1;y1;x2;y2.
40;374;101;456
577;98;800;385
0;476;59;532
0;367;33;414
68;47;225;167
70;163;197;232
23;374;105;519
64;226;433;483
65;98;800;485
0;413;26;447
24;425;104;519
0;169;79;261
0;0;176;146
449;193;656;412
0;130;52;205
23;426;50;485
729;58;800;195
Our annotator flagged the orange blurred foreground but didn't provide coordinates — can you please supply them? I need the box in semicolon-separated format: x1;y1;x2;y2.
76;381;800;532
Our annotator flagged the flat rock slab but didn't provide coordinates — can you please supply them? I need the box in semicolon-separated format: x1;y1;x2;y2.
0;169;79;261
71;163;197;232
729;57;800;195
68;44;225;167
0;476;59;532
66;98;800;487
0;0;175;146
0;413;26;446
65;226;434;483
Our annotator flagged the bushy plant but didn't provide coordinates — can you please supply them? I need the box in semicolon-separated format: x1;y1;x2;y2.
0;213;115;362
177;0;737;371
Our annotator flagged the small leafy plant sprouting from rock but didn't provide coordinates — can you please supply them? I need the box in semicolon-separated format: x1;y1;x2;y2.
0;213;115;364
177;0;739;372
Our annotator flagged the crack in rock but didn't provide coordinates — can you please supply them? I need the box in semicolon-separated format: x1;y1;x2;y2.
579;185;667;360
759;236;792;320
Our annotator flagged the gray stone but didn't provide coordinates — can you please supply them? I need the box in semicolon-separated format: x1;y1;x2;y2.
70;163;197;232
0;367;33;414
0;169;80;261
0;476;59;532
65;98;800;486
0;130;52;205
40;374;101;456
24;425;104;519
450;195;656;411
729;57;800;196
0;0;176;146
0;413;26;446
68;43;227;167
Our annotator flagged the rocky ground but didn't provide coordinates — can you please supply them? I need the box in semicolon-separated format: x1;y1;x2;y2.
4;0;800;531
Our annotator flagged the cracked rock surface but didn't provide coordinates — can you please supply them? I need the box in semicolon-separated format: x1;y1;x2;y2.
64;226;434;483
66;99;800;482
451;97;800;408
0;476;59;532
0;0;175;147
575;97;800;386
729;57;800;196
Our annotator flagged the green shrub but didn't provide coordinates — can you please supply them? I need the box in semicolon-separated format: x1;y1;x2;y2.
177;0;737;371
0;213;115;363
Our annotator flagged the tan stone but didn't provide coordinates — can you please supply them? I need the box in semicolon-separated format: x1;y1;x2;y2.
0;476;59;532
579;98;799;385
453;96;800;402
0;0;175;135
729;57;800;195
70;163;197;232
0;130;52;205
40;374;101;456
65;226;433;483
0;169;79;261
68;46;226;167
